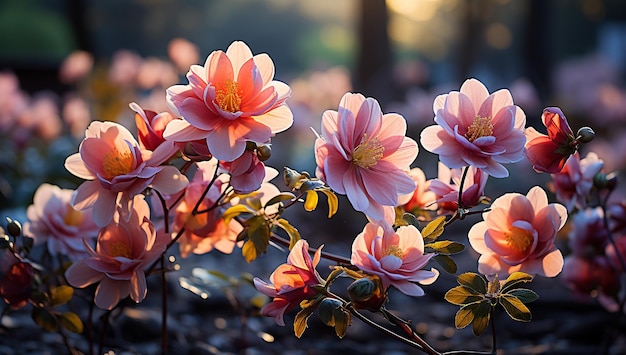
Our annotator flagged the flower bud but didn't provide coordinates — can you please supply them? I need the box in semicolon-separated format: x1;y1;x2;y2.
257;144;271;162
245;141;257;151
576;127;595;143
317;297;344;326
594;172;618;191
5;218;21;238
284;167;304;189
347;276;386;311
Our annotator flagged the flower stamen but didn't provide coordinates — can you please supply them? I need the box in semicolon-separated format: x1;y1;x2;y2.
215;79;242;112
64;205;84;226
110;241;132;258
384;245;403;258
353;134;384;169
465;116;493;142
504;226;533;252
102;148;134;179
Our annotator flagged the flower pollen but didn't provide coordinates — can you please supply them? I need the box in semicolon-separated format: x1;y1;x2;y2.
504;226;533;252
384;245;403;258
215;79;242;112
102;148;134;179
110;240;132;258
352;135;384;169
465;116;493;142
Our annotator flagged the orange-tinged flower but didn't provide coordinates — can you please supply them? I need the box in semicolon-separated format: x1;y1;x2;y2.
469;186;567;279
130;102;179;162
351;223;439;296
398;167;437;218
253;239;324;326
314;92;418;222
164;41;292;162
420;78;526;178
524;107;578;173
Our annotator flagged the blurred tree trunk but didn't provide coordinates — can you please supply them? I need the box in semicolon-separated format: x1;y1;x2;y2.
355;0;395;106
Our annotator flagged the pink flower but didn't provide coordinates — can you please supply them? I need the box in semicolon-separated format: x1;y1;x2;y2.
253;239;324;326
429;162;489;214
399;167;437;218
314;92;418;222
561;255;620;311
468;186;567;279
65;121;188;227
164;41;293;162
173;161;242;257
24;183;99;261
351;223;439;296
130;102;179;160
567;207;608;258
65;195;168;310
0;261;34;310
420;78;526;178
524;107;577;173
220;150;266;194
549;152;603;212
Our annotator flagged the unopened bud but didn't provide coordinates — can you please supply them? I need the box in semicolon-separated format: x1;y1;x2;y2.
245;141;257;151
318;297;344;326
5;218;21;238
576;127;595;143
594;172;618;191
347;278;376;302
284;167;304;189
257;144;271;161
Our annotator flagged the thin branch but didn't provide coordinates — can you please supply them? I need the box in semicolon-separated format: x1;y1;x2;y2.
269;233;351;265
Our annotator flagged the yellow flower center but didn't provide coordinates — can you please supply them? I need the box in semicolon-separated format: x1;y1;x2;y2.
465;116;493;142
215;79;242;112
109;240;132;258
504;226;533;253
384;245;403;258
352;134;384;169
102;147;134;179
63;205;84;226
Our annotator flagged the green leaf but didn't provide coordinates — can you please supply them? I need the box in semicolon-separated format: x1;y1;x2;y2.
457;272;487;294
247;216;270;256
265;192;296;208
58;312;83;333
50;285;74;307
320;189;338;218
501;272;534;293
454;306;475;329
487;274;500;295
466;300;491;336
401;212;419;228
507;288;539;304
333;308;351;339
425;240;465;255
421;216;446;242
242;240;259;263
433;255;458;274
276;218;301;250
293;300;318;338
304;190;318;212
223;204;253;225
500;294;531;322
32;308;58;332
445;286;484;305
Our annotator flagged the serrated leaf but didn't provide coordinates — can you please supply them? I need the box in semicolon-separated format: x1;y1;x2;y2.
320;189;338;218
501;272;534;293
32;308;58;332
294;302;317;338
421;216;446;242
500;294;531;322
457;272;487;294
507;288;539;304
445;286;484;305
425;240;465;255
50;285;74;307
223;204;254;225
58;312;83;333
434;254;457;274
304;190;318;212
242;240;259;263
276;218;301;250
265;192;296;208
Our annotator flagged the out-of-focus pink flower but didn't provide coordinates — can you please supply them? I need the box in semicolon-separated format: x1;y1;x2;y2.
136;57;178;90
524;107;578;173
567;207;609;258
173;160;242;257
351;223;439;296
59;50;94;84
168;38;200;73
253;239;324;326
428;162;489;214
420;78;526;178
314;92;418;222
220;150;266;194
399;167;437;218
0;261;34;310
65;121;188;227
130;102;179;160
65;195;168;310
108;50;141;87
20;94;63;141
549;152;604;212
608;200;626;234
561;255;620;311
469;186;567;279
164;41;293;162
605;235;626;272
24;183;99;261
63;95;92;139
